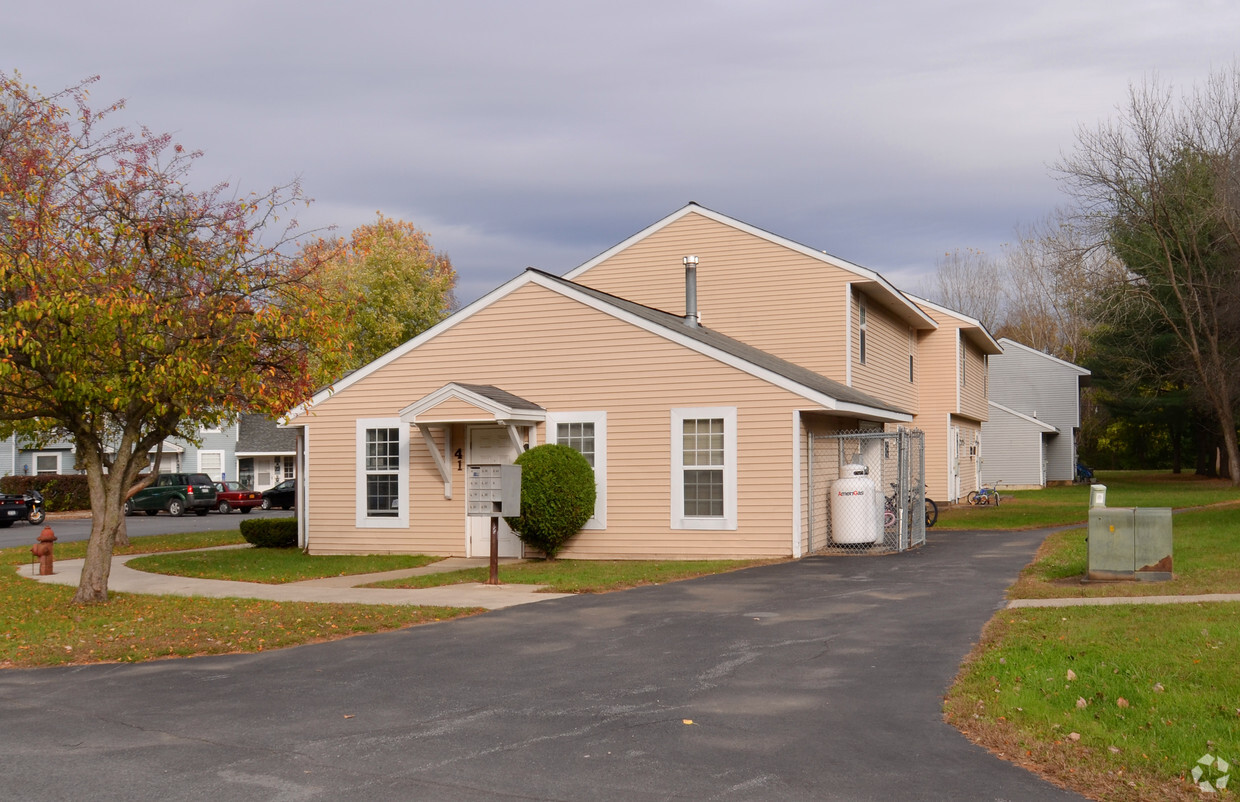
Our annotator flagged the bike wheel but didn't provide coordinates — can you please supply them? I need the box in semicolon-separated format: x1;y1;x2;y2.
924;498;938;528
28;507;45;525
966;490;980;506
992;491;1000;507
883;509;896;528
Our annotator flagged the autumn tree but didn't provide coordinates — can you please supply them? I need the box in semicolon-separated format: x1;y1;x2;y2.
0;74;343;602
297;214;456;377
1059;68;1240;484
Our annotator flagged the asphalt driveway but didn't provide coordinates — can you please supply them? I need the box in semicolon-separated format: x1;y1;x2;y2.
0;528;1083;801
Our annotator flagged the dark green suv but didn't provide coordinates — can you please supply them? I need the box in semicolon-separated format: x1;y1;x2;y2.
125;473;217;517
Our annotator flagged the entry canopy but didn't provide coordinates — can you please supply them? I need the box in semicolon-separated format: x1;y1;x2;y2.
399;383;546;426
399;383;545;499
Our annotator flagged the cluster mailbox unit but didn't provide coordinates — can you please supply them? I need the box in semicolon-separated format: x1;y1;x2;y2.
465;464;522;585
465;464;522;517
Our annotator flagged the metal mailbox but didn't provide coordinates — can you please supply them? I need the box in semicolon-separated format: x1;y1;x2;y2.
465;464;522;517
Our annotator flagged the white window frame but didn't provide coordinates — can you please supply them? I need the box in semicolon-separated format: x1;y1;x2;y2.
671;407;737;530
356;418;409;528
547;411;607;529
33;452;61;475
197;450;226;481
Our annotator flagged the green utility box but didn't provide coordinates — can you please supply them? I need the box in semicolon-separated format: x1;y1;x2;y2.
1087;506;1173;581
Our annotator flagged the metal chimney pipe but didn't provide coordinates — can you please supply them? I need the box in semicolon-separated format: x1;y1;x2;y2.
683;255;699;327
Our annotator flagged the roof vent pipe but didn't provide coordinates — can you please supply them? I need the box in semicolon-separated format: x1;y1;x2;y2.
683;255;699;327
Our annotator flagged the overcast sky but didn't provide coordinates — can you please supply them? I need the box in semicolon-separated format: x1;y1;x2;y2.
7;1;1240;303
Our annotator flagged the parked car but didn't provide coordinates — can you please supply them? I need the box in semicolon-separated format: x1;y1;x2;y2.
213;481;262;514
0;489;44;528
125;473;217;517
261;478;296;511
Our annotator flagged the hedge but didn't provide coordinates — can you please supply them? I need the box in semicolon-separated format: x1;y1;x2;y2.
0;474;91;512
504;444;596;559
239;516;298;548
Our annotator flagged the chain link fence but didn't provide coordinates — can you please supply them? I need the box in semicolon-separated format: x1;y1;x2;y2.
807;427;926;554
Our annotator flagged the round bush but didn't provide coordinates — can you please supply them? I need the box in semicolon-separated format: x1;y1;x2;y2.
504;444;596;559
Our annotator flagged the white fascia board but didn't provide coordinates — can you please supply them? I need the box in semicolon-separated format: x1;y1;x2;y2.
988;401;1060;433
997;338;1092;375
285;271;539;422
529;273;912;423
564;204;938;330
906;293;1003;354
234;451;297;457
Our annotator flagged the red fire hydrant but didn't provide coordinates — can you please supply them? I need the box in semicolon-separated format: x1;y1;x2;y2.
32;526;56;576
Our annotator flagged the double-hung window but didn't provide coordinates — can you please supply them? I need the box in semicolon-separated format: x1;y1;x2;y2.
547;411;606;528
356;418;408;527
671;407;737;530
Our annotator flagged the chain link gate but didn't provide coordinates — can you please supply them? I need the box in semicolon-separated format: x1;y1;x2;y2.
807;428;926;554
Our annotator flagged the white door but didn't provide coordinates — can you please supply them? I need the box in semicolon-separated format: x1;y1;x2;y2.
468;427;523;558
948;426;961;502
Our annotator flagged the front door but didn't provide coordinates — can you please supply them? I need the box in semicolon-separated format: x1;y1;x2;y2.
467;426;523;558
949;426;961;502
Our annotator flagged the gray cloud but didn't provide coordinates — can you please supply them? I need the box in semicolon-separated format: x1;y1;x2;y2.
8;0;1240;304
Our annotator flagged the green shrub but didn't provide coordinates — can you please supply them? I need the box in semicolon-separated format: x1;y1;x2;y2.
504;444;596;559
239;517;298;548
0;474;91;512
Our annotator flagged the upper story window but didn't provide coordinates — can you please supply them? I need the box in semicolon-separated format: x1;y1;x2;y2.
908;328;915;383
671;407;737;530
548;411;606;529
858;295;868;365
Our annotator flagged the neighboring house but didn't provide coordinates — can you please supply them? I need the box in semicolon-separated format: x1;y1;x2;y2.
235;413;298;492
7;414;294;492
980;338;1090;488
905;296;1002;503
284;203;997;559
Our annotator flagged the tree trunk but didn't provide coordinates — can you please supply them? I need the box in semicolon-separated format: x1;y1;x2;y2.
71;452;133;604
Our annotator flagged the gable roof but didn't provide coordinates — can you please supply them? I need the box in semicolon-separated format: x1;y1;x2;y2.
905;294;1003;355
564;202;939;331
400;383;546;424
287;268;912;423
988;401;1060;433
996;338;1091;376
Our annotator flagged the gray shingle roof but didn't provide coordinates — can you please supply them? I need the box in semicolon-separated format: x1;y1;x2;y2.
451;384;545;412
237;414;298;453
532;270;909;416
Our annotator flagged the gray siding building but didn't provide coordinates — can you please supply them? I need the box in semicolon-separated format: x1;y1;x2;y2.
980;339;1090;488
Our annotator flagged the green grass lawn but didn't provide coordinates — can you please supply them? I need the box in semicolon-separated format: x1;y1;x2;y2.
935;470;1240;531
0;532;478;668
946;604;1240;801
127;548;443;584
363;558;778;593
1010;507;1240;599
945;472;1240;799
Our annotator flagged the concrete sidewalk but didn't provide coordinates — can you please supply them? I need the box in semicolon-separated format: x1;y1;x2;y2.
16;554;576;610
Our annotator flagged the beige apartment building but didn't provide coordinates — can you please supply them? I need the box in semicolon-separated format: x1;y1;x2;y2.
285;204;998;559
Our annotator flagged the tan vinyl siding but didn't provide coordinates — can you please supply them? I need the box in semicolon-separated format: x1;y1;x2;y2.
910;304;990;503
303;282;845;559
850;291;919;413
960;341;988;421
575;212;851;382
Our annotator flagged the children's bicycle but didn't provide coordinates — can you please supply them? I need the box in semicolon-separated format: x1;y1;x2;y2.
883;483;939;528
967;481;1000;507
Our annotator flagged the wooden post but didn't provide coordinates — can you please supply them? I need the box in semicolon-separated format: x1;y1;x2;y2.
487;516;500;585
